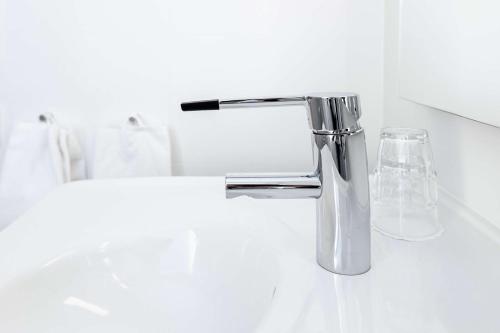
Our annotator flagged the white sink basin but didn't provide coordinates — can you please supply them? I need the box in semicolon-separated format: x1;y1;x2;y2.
0;178;313;333
0;231;291;332
0;177;499;332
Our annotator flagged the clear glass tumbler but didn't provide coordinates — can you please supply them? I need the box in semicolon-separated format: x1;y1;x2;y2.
370;128;443;241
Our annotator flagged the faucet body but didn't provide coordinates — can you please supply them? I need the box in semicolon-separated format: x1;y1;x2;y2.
181;93;370;275
313;131;370;274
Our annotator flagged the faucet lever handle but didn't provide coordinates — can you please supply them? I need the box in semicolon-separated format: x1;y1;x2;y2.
181;99;220;111
181;96;305;111
180;93;362;134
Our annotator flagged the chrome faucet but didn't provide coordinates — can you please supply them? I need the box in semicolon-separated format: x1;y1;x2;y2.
181;93;370;275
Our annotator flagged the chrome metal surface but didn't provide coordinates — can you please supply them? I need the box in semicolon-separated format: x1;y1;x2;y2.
220;97;305;109
226;174;321;199
181;92;371;275
306;93;361;134
189;93;361;134
313;132;370;274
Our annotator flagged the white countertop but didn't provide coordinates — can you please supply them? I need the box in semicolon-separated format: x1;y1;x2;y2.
0;177;498;332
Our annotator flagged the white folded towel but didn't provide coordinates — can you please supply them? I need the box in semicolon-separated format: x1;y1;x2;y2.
0;116;85;228
91;114;172;178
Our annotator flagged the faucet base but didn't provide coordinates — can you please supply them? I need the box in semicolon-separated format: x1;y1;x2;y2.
317;260;371;275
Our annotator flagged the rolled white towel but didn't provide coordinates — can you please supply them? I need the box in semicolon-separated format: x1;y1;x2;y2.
92;114;172;179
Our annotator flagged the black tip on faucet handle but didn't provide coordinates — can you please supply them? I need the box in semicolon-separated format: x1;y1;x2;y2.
181;99;220;111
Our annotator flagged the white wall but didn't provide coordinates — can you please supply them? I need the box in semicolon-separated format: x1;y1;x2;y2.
0;0;384;176
384;0;500;226
2;0;497;227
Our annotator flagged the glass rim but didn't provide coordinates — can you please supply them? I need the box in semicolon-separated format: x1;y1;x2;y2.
380;127;429;141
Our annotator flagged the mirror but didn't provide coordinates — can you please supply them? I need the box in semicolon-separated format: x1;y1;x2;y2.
398;0;500;127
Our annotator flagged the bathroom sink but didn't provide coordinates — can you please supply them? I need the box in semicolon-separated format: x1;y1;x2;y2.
0;231;294;332
0;177;499;332
0;178;313;333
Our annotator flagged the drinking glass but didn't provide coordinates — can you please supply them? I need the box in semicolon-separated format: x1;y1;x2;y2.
370;128;443;241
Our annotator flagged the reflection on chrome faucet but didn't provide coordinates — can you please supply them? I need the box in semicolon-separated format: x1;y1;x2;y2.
181;93;370;275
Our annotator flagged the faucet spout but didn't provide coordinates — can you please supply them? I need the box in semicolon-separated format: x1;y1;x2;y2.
225;174;321;199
